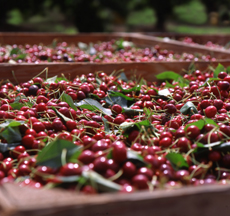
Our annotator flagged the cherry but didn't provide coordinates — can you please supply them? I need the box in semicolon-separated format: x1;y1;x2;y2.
59;163;82;176
93;156;108;174
112;141;127;164
22;134;35;149
186;125;200;139
208;151;221;162
177;137;191;152
159;137;172;148
111;104;122;114
132;174;149;190
122;161;136;178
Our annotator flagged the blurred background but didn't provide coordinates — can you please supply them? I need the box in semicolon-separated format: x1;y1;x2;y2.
0;0;230;34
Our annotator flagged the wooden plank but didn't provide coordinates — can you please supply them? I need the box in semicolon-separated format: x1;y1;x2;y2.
145;32;230;47
0;61;229;84
2;183;230;216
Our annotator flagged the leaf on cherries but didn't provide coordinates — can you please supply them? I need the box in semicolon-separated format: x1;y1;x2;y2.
156;71;182;81
61;93;77;111
0;142;21;153
184;118;218;131
213;63;225;78
166;152;189;171
118;72;128;82
158;89;171;97
36;139;82;169
52;107;72;122
180;102;198;115
0;126;22;144
82;170;122;192
75;98;112;115
122;107;143;115
127;149;147;167
45;75;57;84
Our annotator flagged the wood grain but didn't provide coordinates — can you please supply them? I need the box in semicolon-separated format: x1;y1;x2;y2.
2;183;230;216
0;61;229;84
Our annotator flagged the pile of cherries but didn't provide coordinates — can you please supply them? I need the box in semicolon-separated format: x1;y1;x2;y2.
0;39;215;63
181;37;227;50
0;66;230;194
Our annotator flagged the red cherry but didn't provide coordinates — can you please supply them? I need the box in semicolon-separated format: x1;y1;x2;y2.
112;141;127;164
60;163;82;176
205;106;217;118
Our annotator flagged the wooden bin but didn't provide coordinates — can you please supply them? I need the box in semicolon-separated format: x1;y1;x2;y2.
1;33;230;84
144;32;230;49
1;33;230;216
1;182;230;216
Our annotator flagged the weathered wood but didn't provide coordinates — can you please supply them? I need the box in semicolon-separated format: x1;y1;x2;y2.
145;32;230;47
0;61;229;84
2;183;230;216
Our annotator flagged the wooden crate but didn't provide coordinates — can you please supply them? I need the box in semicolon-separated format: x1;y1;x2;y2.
1;182;230;216
145;32;230;48
1;32;230;58
1;60;230;84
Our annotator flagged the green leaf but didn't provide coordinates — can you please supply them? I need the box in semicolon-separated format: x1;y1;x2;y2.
166;152;189;171
200;77;220;88
75;98;112;115
180;102;198;115
45;75;57;84
127;149;147;167
184;118;218;131
36;139;82;169
0;142;21;153
213;63;225;78
226;66;230;74
116;83;141;93
120;120;152;137
0;120;24;129
55;175;81;183
156;71;182;81
78;42;88;50
55;77;68;83
102;117;110;133
10;102;24;110
158;89;171;97
15;53;27;60
108;91;134;101
0;126;22;144
184;119;205;131
118;72;128;82
82;170;121;192
10;47;21;55
122;107;143;115
104;91;133;108
52;107;72;122
61;93;77;111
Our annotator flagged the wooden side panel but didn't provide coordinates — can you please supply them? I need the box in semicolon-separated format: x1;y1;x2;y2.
2;183;230;216
0;33;230;59
0;61;228;84
145;32;230;47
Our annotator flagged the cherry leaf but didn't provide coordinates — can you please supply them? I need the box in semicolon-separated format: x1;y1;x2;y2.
166;152;189;171
61;93;77;111
0;126;22;144
75;98;112;115
82;170;122;192
36;139;82;169
213;63;225;78
127;149;147;167
156;71;182;81
180;102;198;115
